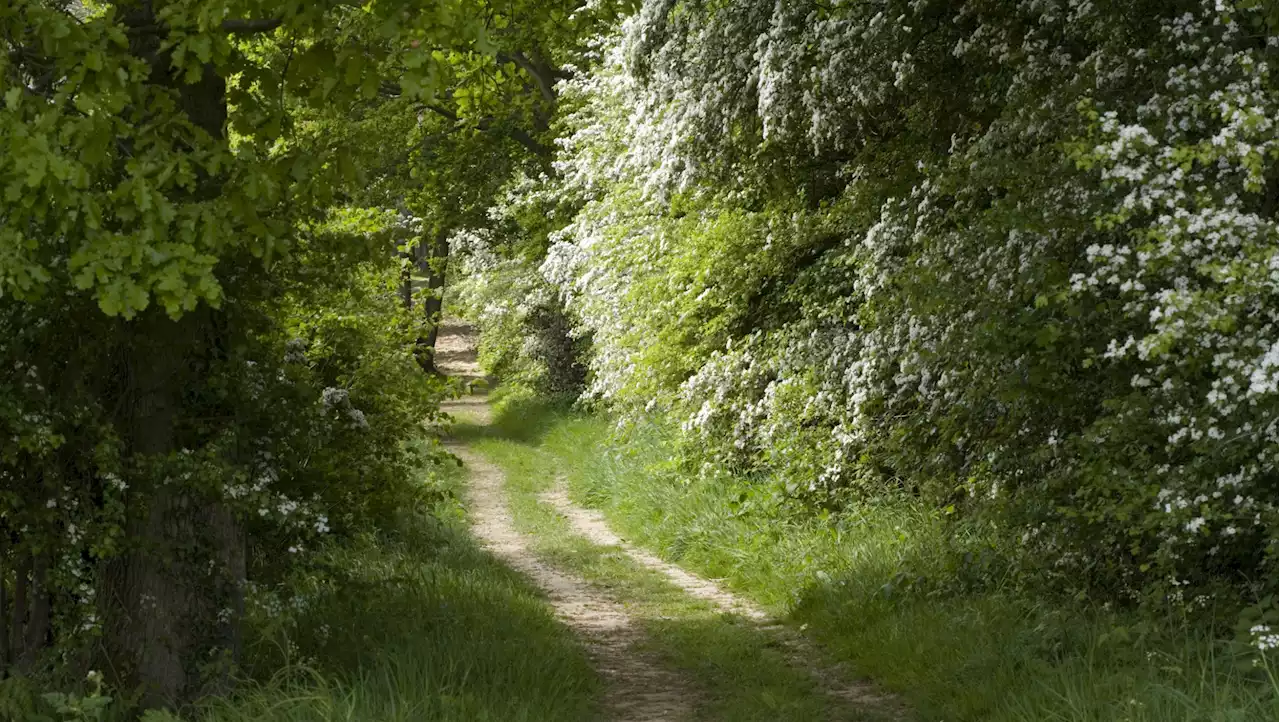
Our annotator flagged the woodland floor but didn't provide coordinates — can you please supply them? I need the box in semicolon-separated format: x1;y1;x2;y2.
436;322;905;722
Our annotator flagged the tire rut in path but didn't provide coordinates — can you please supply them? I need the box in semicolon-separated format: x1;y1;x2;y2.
437;320;900;721
538;480;905;720
444;436;698;722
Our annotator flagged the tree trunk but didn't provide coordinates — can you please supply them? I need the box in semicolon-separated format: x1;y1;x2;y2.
11;552;29;668
415;229;450;374
400;242;415;311
204;504;245;697
0;537;9;674
99;312;246;708
17;552;50;672
102;490;243;706
98;17;246;708
101;313;193;706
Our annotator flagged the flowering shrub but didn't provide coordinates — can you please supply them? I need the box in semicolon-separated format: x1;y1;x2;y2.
536;0;1278;601
453;188;590;402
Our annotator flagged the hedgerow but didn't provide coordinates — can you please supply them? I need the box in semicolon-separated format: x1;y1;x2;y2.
517;0;1280;615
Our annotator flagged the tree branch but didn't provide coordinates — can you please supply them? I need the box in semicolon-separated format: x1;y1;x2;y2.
422;103;459;123
501;51;557;106
418;103;551;157
220;18;282;34
503;125;552;157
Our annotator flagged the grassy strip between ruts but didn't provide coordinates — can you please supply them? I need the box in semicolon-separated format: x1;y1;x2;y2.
181;446;601;722
478;390;1278;722
453;421;894;722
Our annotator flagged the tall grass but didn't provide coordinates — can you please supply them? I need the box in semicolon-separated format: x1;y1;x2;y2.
492;395;1278;722
190;456;601;722
464;421;885;721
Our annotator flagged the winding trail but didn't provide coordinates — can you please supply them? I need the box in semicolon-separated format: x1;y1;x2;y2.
436;320;903;721
438;322;698;721
538;481;900;714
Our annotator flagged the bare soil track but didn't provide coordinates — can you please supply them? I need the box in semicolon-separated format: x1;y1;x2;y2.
437;321;903;721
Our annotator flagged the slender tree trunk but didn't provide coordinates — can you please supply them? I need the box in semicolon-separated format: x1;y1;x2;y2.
399;243;414;311
18;552;50;672
415;229;450;374
0;536;9;675
11;553;29;668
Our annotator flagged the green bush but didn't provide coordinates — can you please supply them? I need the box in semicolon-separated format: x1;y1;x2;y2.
515;403;1280;721
531;0;1278;607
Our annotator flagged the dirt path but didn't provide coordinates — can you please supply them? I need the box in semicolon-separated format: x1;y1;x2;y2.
446;442;698;722
437;321;901;721
539;481;902;716
434;318;491;424
438;322;698;721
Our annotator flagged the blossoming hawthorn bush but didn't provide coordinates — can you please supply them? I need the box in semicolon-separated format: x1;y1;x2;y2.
536;0;1278;604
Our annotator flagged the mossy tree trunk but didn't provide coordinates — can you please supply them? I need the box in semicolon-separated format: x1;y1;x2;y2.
415;228;451;374
96;15;248;707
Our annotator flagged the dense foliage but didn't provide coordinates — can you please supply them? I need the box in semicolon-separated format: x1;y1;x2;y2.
0;0;616;712
3;0;1276;715
470;0;1278;619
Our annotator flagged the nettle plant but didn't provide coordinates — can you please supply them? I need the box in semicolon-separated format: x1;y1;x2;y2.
543;0;1277;601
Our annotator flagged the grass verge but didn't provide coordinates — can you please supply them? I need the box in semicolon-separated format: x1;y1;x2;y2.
483;391;1278;722
190;449;601;722
454;411;887;721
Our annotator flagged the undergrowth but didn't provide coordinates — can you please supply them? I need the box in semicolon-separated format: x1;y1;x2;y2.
0;443;602;722
188;451;600;722
488;392;1279;722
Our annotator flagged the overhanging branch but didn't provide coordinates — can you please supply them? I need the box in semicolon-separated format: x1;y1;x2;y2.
419;103;552;157
220;18;282;34
500;51;557;106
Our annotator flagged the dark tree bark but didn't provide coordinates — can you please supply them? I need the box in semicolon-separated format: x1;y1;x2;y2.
17;552;50;672
101;313;198;706
0;536;9;674
100;312;247;707
206;504;246;694
400;243;415;311
414;229;451;374
11;552;29;668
